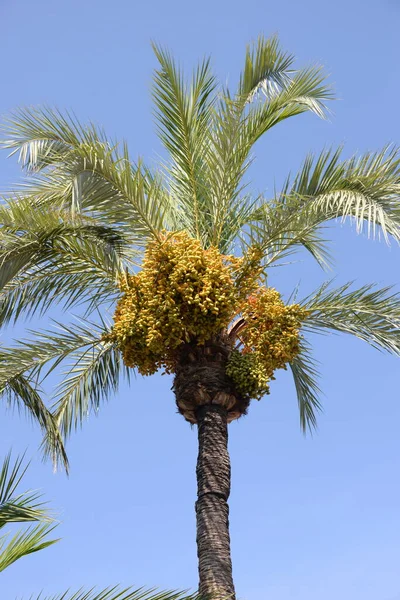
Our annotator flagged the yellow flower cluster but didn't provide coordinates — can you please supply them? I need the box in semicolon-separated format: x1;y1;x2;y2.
227;289;308;398
107;232;262;375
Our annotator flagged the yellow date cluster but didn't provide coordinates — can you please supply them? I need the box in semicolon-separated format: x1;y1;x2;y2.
227;289;307;398
107;232;262;375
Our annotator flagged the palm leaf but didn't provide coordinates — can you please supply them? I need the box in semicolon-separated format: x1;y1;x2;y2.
205;35;333;251
0;321;115;468
1;106;105;172
0;219;126;326
0;453;52;528
0;523;58;572
24;588;199;600
288;339;323;432
238;34;295;101
302;281;400;355
246;145;400;267
0;374;68;472
152;43;216;243
52;336;128;440
1;108;174;238
0;452;59;572
0;200;129;290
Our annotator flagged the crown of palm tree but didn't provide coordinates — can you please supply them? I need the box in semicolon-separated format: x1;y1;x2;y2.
0;35;400;470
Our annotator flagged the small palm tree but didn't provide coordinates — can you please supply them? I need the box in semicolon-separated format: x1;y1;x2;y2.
1;36;400;599
0;452;58;572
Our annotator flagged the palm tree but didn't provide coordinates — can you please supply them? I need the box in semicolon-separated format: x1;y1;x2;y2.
1;36;400;599
0;452;58;572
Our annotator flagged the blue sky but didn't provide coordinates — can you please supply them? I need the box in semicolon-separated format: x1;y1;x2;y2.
1;0;400;599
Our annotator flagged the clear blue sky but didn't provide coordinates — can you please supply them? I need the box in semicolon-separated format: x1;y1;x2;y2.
1;1;400;599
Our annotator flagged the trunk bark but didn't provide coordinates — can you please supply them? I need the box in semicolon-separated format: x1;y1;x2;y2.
196;404;235;600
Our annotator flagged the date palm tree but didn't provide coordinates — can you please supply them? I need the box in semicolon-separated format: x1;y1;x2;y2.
1;36;400;599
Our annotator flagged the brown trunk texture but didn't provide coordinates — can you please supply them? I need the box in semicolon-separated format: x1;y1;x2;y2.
173;336;247;599
196;404;235;600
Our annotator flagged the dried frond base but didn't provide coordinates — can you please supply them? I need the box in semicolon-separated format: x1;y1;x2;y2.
173;333;250;424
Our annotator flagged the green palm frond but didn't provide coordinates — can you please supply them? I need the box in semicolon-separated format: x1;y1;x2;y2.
1;106;106;172
302;281;400;355
204;35;333;251
0;320;110;384
0;453;48;527
1;108;175;237
152;43;217;243
0;200;129;287
47;142;170;238
0;259;118;327
288;339;323;432
245;194;333;269
0;523;58;572
202;98;257;251
290;146;400;239
0;452;59;572
0;199;129;323
246;145;400;267
244;63;333;142
0;374;68;471
238;34;295;101
0;212;127;325
24;588;199;600
0;321;126;465
52;336;128;440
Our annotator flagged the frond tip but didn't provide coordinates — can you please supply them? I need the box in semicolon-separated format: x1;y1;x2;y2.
289;340;323;432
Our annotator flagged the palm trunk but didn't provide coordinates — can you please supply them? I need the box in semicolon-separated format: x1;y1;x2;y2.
196;404;235;600
173;335;249;600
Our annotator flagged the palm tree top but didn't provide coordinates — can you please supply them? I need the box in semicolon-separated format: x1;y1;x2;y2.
0;34;399;469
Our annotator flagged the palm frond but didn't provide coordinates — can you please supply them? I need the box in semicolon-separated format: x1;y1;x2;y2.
1;106;105;172
246;145;400;267
288;339;323;432
0;452;59;572
2;108;175;238
0;523;58;572
24;588;199;600
0;208;127;325
245;194;333;269
204;35;333;251
244;63;333;144
52;336;128;440
0;374;69;472
0;321;126;461
0;452;51;528
0;261;118;327
0;199;128;301
152;43;217;243
291;145;400;240
302;281;400;355
238;34;295;101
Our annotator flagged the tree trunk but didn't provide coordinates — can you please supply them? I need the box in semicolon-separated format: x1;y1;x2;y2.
173;335;249;599
196;404;235;600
